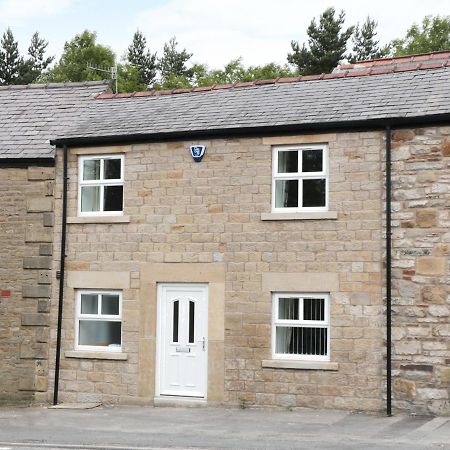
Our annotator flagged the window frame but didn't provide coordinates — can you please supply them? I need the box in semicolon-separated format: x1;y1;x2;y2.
271;292;330;362
271;144;329;213
75;289;123;352
78;154;125;217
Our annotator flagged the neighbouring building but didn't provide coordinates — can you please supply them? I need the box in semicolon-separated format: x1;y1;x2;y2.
0;53;448;415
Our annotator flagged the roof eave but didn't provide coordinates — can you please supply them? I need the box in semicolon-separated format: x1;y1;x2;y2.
50;113;450;148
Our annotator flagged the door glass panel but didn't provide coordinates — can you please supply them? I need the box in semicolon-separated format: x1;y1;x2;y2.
189;301;195;343
173;300;179;343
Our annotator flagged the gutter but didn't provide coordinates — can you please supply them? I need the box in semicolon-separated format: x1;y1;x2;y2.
0;157;54;168
53;145;68;405
385;126;392;416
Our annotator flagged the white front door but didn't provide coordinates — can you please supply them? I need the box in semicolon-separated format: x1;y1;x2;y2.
156;283;208;398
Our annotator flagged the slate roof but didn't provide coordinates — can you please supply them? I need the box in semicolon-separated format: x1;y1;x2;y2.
52;66;450;146
0;81;109;159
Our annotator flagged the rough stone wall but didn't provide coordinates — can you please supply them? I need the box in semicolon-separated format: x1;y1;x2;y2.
391;126;450;416
52;132;386;411
0;166;54;404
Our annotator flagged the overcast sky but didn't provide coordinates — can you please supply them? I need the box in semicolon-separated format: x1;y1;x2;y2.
0;0;449;69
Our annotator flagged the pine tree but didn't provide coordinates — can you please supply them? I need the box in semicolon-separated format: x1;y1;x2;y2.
350;17;388;63
0;28;23;85
127;30;157;87
158;36;193;87
287;8;354;75
19;32;54;84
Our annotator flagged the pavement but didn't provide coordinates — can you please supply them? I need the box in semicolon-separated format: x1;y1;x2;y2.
0;405;449;450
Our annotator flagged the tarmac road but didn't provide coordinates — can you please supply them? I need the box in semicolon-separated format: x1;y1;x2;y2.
0;405;449;449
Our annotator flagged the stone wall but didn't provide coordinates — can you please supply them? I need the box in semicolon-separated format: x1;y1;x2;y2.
0;166;54;404
391;126;450;415
51;131;386;411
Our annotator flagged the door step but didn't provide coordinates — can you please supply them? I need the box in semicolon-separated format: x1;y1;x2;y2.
154;396;207;407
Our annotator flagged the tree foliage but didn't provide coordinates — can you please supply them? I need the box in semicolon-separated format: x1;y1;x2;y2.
391;15;450;56
19;32;54;84
127;30;157;87
0;28;23;85
288;7;354;75
46;30;115;82
349;17;389;62
158;36;193;88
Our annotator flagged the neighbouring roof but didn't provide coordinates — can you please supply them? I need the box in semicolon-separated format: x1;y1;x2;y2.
0;81;109;160
52;64;450;147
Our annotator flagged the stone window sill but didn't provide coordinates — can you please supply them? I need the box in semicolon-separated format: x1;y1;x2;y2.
65;350;128;360
67;215;130;224
260;211;338;221
262;360;338;371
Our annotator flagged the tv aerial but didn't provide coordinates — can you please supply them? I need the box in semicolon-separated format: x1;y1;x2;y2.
87;64;118;93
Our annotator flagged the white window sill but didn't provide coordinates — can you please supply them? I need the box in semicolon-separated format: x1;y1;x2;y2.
65;350;128;360
67;215;130;224
262;360;338;371
261;211;338;221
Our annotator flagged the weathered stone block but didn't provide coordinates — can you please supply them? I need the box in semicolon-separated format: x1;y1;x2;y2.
25;225;52;243
394;378;416;400
442;138;450;156
39;243;53;256
20;342;48;359
21;313;49;327
417;388;449;400
27;166;54;181
428;305;449;317
416;257;446;276
416;209;437;228
23;256;52;269
394;341;421;355
37;299;50;313
38;270;51;284
43;213;54;227
22;285;51;298
26;197;53;212
392;130;415;142
422;285;447;304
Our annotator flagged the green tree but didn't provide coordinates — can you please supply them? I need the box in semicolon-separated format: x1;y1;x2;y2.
127;30;157;87
19;32;54;84
391;15;450;56
350;17;388;62
116;64;147;93
0;28;23;85
158;36;193;87
45;30;115;82
288;7;354;75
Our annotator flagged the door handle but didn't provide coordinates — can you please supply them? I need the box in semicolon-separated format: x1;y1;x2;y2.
199;337;206;351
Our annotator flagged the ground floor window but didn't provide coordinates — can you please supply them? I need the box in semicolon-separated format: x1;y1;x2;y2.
272;293;330;361
75;290;122;351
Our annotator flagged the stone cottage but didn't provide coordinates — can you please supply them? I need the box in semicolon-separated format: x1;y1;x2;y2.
0;53;448;415
0;81;108;404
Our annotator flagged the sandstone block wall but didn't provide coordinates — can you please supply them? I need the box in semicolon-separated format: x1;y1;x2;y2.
391;127;450;415
51;131;385;411
0;166;54;404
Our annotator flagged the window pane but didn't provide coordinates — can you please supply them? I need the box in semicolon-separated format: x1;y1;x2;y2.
101;294;120;315
302;149;323;172
83;159;100;180
277;151;298;173
104;185;123;211
78;320;121;347
81;186;100;212
80;294;98;314
276;326;327;356
173;300;179;343
278;298;299;320
302;179;325;207
275;179;298;208
304;298;325;321
189;301;195;344
104;158;121;180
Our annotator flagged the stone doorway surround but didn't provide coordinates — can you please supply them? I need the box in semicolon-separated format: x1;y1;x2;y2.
138;263;225;404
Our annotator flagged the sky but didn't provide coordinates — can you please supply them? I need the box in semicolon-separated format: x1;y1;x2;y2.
0;0;449;70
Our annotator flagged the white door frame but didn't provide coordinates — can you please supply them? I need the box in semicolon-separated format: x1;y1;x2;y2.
155;283;208;398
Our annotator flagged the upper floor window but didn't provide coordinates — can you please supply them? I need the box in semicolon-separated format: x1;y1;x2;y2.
272;145;328;212
78;155;124;216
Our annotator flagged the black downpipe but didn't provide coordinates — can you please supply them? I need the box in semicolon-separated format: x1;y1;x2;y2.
385;126;392;416
53;145;68;405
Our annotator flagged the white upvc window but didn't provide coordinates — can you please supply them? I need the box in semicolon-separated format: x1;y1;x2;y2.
78;155;124;216
272;293;330;361
272;144;328;212
75;290;122;352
